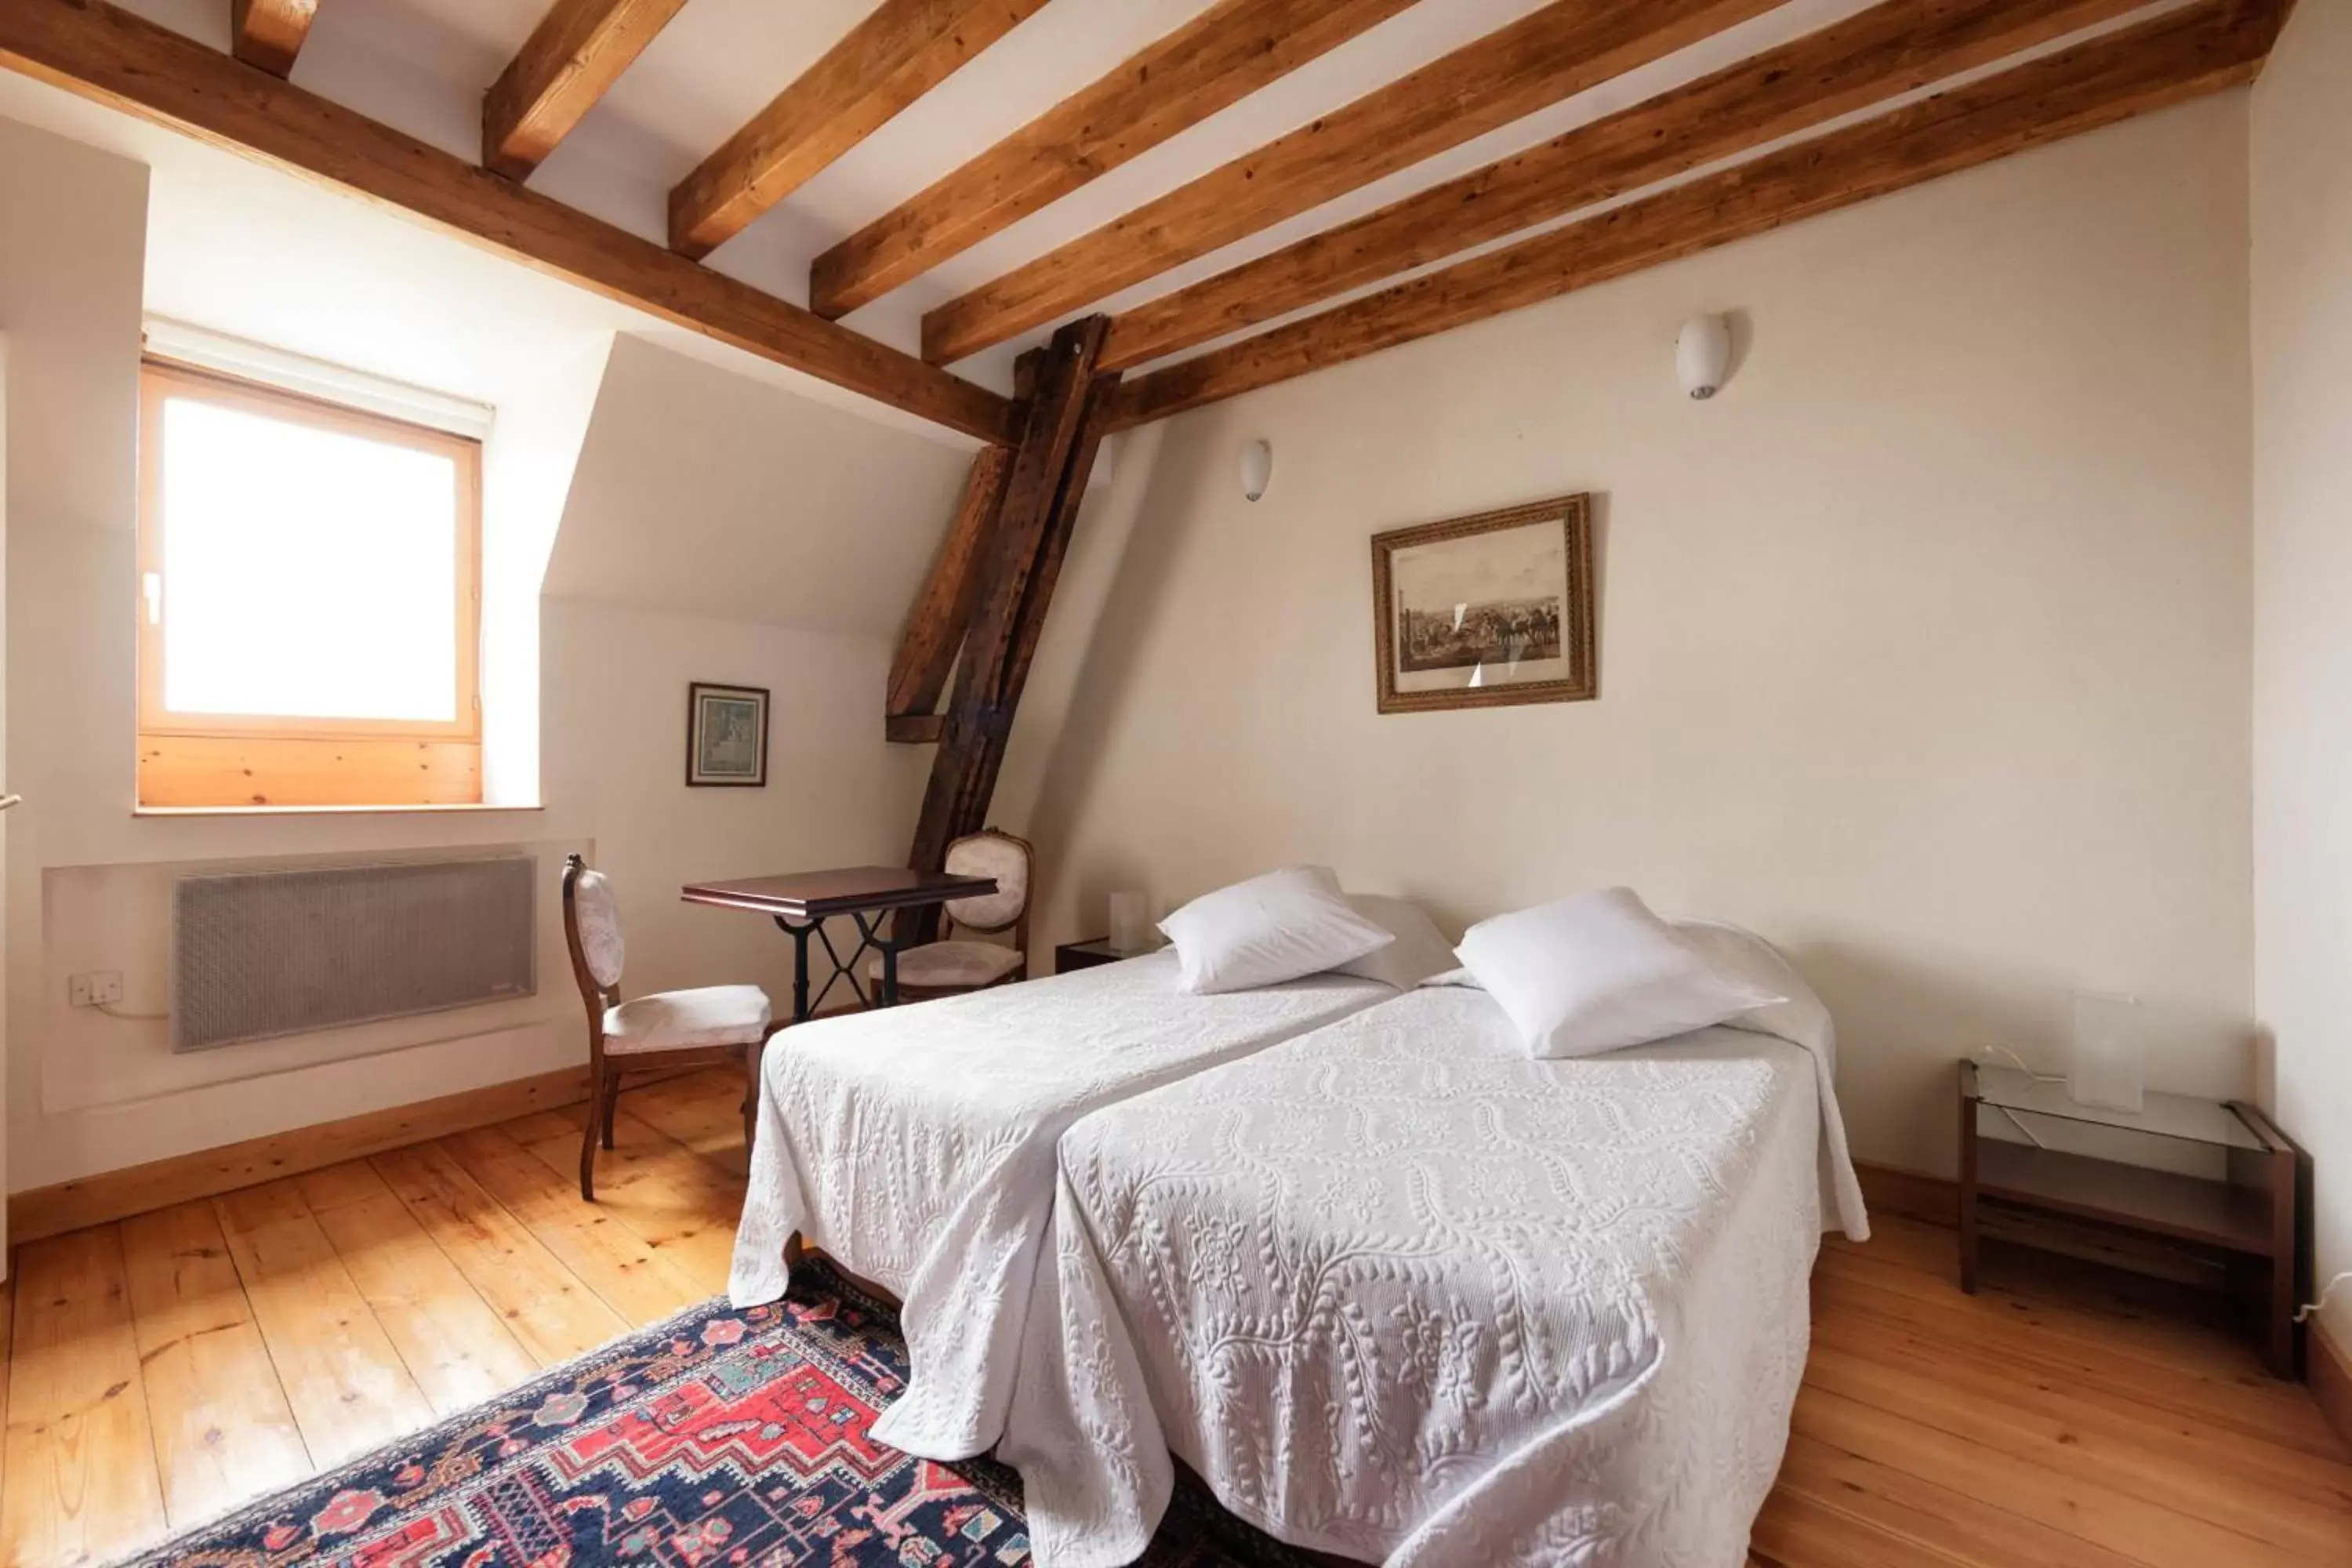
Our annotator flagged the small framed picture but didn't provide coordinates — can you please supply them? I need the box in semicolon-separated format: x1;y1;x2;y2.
1370;492;1596;714
687;682;769;786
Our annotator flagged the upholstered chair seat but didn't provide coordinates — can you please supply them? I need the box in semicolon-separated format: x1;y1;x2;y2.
564;855;780;1200
877;829;1036;1004
867;940;1023;991
602;984;772;1054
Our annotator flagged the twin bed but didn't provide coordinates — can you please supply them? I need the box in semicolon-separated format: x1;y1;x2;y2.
729;918;1867;1566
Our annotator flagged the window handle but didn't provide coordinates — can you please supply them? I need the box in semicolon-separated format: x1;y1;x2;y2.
142;572;162;626
0;795;20;811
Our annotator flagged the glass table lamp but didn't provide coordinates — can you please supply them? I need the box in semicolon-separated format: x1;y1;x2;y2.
1108;891;1156;955
2069;992;2144;1112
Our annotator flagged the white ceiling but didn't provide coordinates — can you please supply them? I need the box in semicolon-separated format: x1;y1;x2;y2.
96;0;2178;397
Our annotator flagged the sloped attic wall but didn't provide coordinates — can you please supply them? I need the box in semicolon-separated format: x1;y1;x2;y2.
0;72;985;1194
540;333;971;1004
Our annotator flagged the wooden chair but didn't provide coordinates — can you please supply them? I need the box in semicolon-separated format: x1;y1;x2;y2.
867;829;1034;1004
563;854;779;1201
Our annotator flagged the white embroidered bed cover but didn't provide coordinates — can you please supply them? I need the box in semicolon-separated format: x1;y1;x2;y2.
727;950;1395;1459
1000;967;1870;1566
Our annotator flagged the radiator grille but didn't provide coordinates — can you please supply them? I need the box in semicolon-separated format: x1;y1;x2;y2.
172;857;537;1051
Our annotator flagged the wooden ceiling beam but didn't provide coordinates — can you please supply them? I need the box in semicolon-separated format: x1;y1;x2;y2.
918;0;1783;368
668;0;1050;262
810;0;1422;321
1099;0;2152;373
0;0;1015;443
230;0;317;78
483;0;690;183
1105;0;2284;431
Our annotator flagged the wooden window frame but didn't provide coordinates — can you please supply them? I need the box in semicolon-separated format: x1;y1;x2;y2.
136;358;485;808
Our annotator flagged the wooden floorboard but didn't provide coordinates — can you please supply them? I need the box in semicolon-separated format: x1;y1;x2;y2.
367;1144;628;1368
2;1228;165;1567
437;1124;708;1326
502;1101;746;1297
2;1070;2345;1564
211;1181;437;1472
292;1160;540;1414
118;1200;311;1528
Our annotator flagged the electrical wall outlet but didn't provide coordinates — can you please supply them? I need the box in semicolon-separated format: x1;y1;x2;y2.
67;971;125;1008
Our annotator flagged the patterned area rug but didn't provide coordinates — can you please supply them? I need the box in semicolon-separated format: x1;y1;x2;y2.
125;1261;1309;1567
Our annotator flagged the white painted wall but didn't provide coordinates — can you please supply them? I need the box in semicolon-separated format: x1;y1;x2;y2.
539;333;964;1006
1018;97;2259;1178
0;105;967;1192
0;332;12;1254
2251;0;2352;1348
0;112;592;1190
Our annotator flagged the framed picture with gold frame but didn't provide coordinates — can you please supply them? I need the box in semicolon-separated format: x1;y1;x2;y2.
1370;493;1596;714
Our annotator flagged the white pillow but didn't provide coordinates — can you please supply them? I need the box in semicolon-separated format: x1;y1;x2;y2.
1159;866;1393;995
1334;895;1457;989
1672;918;1833;1070
1455;887;1783;1059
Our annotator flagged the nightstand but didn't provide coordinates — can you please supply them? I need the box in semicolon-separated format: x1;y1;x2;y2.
1054;937;1135;975
1958;1060;2308;1377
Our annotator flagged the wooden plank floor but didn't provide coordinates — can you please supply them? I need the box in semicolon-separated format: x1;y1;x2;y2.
2;1067;2346;1565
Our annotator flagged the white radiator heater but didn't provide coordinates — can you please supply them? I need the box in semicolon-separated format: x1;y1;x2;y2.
172;857;538;1052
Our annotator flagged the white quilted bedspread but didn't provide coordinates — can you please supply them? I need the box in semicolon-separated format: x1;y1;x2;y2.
727;950;1394;1459
1000;968;1868;1566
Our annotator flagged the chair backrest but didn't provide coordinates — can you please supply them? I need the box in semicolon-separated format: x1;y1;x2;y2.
943;829;1032;938
561;854;626;1014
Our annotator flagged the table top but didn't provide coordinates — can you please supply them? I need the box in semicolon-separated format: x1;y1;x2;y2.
1964;1061;2271;1152
680;866;996;920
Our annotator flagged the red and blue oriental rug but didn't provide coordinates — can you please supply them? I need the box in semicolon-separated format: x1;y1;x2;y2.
123;1261;1304;1567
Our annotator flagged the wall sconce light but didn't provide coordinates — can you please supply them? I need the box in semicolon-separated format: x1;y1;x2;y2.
1240;438;1274;502
1675;314;1733;401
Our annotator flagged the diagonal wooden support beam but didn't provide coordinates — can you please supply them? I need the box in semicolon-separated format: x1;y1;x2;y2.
483;0;690;182
918;0;1780;367
0;0;1015;444
230;0;317;77
886;443;1015;738
1108;0;2283;429
668;0;1049;261
903;317;1116;932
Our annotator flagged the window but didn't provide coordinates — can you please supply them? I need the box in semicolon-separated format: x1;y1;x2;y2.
136;359;483;808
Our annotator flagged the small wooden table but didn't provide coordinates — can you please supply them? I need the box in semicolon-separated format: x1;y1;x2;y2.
681;866;996;1022
1958;1060;2307;1377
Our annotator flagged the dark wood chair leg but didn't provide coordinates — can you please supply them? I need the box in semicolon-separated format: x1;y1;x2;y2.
579;1061;605;1203
601;1073;619;1150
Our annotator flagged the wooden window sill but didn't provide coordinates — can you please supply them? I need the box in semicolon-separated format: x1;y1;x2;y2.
133;802;544;818
137;731;486;811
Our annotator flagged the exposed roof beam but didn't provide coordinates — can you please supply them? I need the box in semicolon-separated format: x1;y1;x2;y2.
1099;0;2153;373
483;0;690;182
906;318;1118;932
1108;0;2284;430
887;444;1015;729
668;0;1050;262
919;0;1783;368
0;0;1015;443
810;0;1422;321
230;0;317;78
